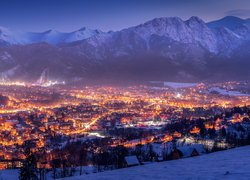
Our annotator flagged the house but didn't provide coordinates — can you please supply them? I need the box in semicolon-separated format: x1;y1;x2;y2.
125;156;140;167
171;149;183;160
171;144;206;159
0;159;22;169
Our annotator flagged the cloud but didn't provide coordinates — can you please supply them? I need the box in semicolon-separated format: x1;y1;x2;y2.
226;9;250;18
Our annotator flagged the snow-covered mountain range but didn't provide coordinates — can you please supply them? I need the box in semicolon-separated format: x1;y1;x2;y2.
0;16;249;83
0;27;103;45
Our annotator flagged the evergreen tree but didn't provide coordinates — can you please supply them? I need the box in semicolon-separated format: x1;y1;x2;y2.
19;147;37;180
220;127;227;137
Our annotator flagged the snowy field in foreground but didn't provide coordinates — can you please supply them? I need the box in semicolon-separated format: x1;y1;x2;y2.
65;146;250;180
0;146;249;180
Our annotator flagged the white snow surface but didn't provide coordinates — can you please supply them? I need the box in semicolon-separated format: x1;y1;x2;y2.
0;27;103;44
0;146;249;179
164;82;198;88
130;16;218;53
209;87;250;97
0;169;19;180
65;146;250;180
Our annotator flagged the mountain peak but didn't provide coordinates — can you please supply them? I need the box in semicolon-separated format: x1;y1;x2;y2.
222;16;244;21
155;17;183;23
0;26;11;36
43;29;60;34
185;16;206;27
207;16;246;30
0;26;9;32
77;27;88;31
143;16;183;26
76;27;102;34
188;16;205;23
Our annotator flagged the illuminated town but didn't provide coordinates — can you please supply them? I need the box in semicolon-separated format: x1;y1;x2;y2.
0;80;249;177
1;1;250;178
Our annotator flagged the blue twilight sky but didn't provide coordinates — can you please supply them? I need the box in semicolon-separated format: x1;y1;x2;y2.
0;0;250;32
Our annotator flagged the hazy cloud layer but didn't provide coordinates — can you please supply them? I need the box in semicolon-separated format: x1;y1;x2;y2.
226;9;250;18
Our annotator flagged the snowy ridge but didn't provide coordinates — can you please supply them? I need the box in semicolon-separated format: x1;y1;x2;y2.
0;27;103;45
120;16;218;53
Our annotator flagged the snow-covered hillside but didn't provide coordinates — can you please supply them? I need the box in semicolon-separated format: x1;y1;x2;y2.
0;146;249;179
65;146;250;180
